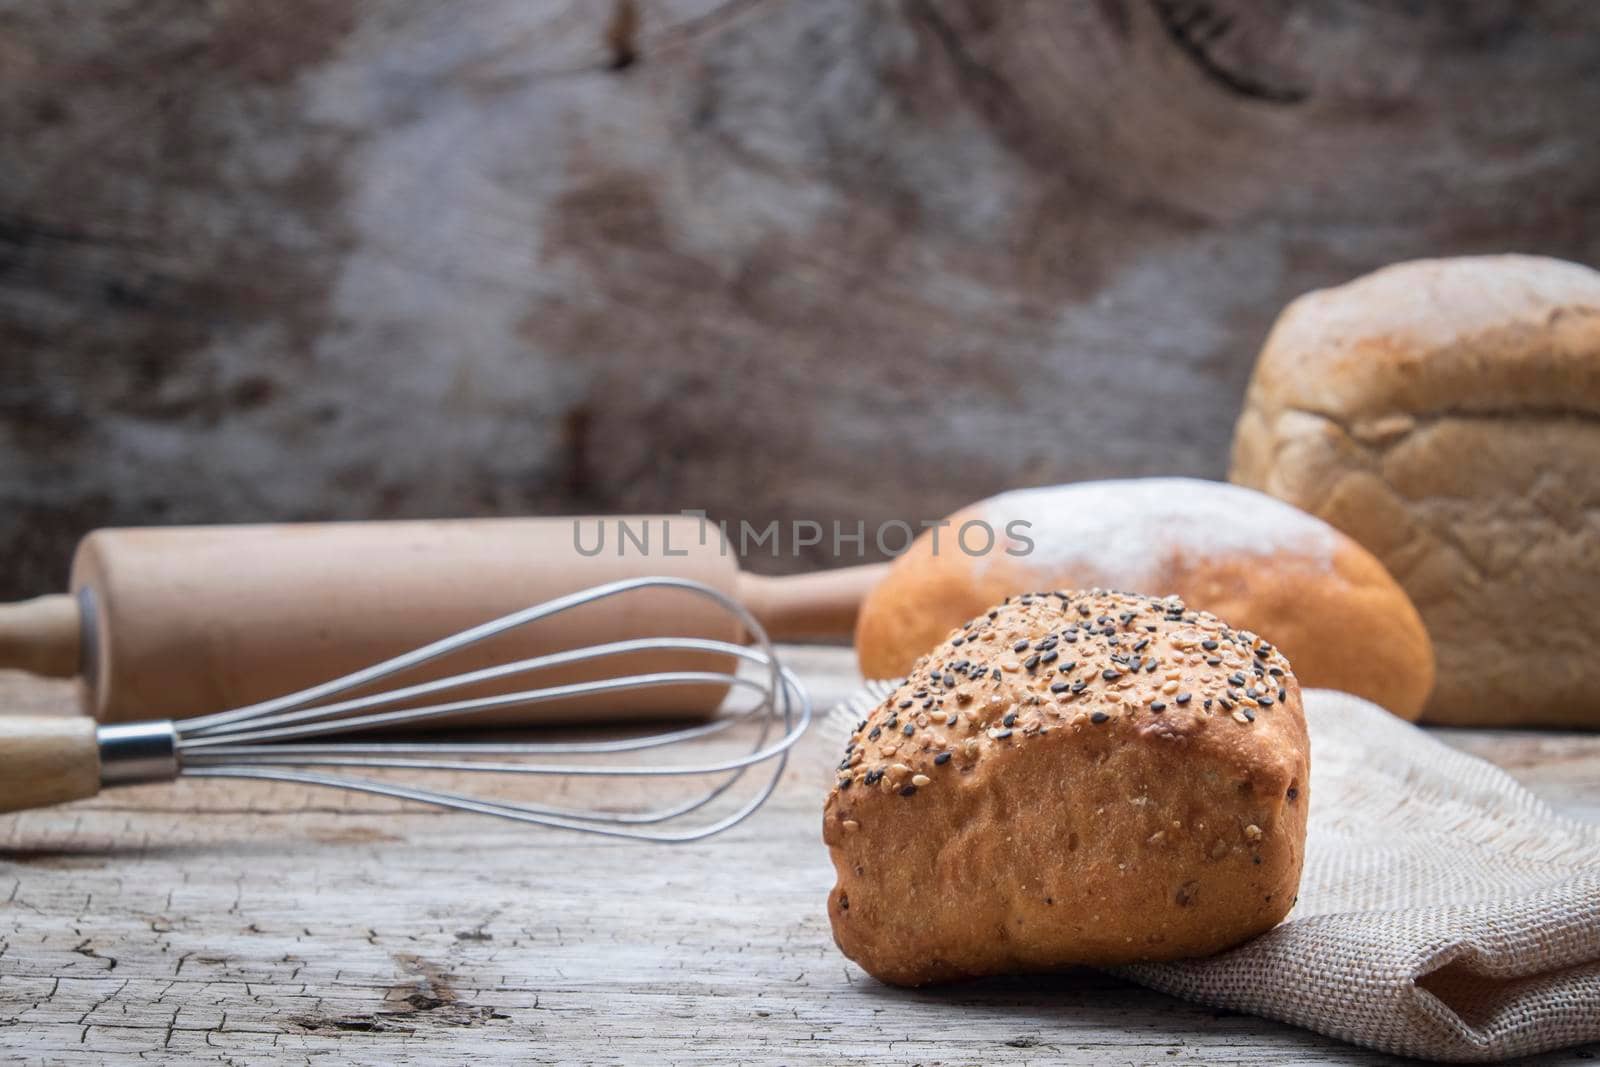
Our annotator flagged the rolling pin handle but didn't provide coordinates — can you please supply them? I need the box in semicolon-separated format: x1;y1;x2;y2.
735;563;890;641
0;593;83;679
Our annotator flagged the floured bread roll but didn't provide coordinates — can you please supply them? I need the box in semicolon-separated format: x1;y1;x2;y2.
855;478;1433;720
825;590;1309;986
1231;255;1600;726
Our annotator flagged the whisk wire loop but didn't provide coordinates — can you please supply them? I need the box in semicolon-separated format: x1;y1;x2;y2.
159;577;809;841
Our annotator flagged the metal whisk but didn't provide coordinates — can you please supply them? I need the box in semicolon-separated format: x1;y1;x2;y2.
0;578;811;841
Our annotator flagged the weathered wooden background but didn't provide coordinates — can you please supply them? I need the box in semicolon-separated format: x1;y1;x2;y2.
4;0;1600;596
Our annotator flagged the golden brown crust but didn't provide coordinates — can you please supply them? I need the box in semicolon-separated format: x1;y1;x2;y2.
1230;255;1600;726
1239;254;1600;421
827;590;1309;986
854;479;1433;720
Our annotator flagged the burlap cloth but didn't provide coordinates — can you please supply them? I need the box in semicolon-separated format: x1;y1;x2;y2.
1114;688;1600;1061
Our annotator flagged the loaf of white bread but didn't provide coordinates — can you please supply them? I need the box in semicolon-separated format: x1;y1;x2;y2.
855;478;1434;720
1231;255;1600;726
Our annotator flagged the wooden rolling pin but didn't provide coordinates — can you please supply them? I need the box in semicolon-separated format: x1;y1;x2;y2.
0;517;886;724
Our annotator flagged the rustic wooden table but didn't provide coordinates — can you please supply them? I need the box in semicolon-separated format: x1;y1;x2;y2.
2;648;1597;1065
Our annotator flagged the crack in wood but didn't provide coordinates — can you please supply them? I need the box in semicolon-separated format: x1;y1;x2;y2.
69;940;117;973
903;0;1020;127
1149;0;1310;103
605;0;640;70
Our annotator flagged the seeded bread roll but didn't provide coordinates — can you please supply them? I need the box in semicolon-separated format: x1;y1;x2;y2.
855;478;1433;720
1231;255;1600;726
825;590;1309;986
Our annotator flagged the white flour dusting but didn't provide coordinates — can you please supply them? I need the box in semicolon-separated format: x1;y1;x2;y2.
978;478;1339;589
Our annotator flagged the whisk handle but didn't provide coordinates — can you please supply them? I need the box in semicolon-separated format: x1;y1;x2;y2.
0;716;101;814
